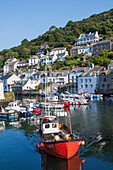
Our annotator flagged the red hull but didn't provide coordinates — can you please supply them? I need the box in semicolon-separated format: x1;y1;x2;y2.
41;140;83;159
64;102;70;107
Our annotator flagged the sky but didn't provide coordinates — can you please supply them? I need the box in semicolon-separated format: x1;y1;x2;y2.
0;0;113;51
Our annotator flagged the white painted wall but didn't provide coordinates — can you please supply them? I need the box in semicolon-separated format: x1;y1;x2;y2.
29;57;39;66
0;81;5;99
22;79;40;90
7;74;21;92
78;76;99;94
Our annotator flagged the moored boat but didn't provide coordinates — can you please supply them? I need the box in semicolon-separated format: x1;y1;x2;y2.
0;111;19;122
36;116;85;159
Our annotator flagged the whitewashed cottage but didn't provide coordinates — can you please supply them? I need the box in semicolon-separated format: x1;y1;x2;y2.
0;73;21;92
0;80;5;99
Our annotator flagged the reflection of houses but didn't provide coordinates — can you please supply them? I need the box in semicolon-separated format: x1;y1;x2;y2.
99;69;113;94
29;55;39;66
0;73;21;92
70;45;93;56
74;31;99;45
93;40;112;56
3;58;18;74
77;66;104;94
0;80;5;99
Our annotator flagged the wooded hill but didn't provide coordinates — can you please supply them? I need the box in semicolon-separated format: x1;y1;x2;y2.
0;8;113;69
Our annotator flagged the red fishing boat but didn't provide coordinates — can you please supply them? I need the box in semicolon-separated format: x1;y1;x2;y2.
36;115;85;159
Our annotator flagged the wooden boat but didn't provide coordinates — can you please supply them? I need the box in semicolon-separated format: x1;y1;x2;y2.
0;111;19;122
37;116;85;159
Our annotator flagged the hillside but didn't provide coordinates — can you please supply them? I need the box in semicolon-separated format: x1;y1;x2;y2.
0;8;113;69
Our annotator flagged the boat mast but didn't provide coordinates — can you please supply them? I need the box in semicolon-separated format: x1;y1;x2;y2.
45;65;47;112
68;111;72;134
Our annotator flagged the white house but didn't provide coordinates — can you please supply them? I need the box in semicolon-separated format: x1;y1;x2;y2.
17;60;29;68
0;80;5;99
29;55;39;66
32;70;69;85
4;58;18;74
49;47;68;61
0;73;21;92
23;70;36;79
40;70;69;85
75;31;99;46
69;67;91;84
39;55;57;65
39;47;68;65
12;79;40;92
77;66;104;94
70;45;93;56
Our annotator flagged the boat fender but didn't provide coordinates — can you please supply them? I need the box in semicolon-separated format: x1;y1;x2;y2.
78;140;85;145
66;136;72;140
81;159;85;163
78;101;80;105
27;105;30;108
54;135;60;141
36;129;40;134
38;142;44;148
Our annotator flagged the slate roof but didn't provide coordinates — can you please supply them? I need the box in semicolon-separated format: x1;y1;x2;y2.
0;73;14;80
93;40;111;46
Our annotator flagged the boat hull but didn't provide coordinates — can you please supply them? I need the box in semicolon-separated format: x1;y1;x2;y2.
41;139;83;159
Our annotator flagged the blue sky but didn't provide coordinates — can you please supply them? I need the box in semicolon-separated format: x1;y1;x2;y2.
0;0;113;51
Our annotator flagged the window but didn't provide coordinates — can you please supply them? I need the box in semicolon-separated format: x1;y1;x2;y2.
89;79;91;83
107;84;110;89
104;78;106;82
85;79;87;83
74;97;79;99
80;79;83;83
81;85;83;88
90;84;93;88
52;124;57;128
85;84;88;88
45;124;50;128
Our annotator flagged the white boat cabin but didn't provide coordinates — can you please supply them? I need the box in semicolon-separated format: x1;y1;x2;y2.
5;101;20;111
41;116;59;134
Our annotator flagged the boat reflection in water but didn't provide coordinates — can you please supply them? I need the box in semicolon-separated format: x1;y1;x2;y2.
41;152;85;170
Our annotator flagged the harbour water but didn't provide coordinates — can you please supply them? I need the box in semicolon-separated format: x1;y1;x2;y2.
0;101;113;170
